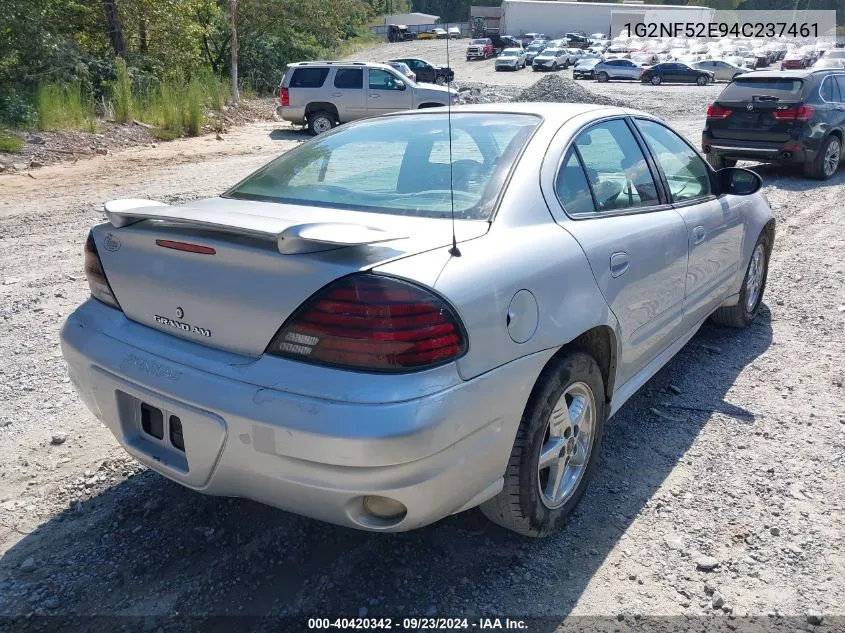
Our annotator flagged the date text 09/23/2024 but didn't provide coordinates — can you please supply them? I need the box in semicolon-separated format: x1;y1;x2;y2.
307;617;528;630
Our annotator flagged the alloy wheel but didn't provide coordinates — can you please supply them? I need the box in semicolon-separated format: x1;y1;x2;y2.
745;243;766;312
537;382;596;509
824;138;841;177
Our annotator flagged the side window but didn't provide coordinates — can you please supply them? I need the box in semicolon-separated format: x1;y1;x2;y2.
573;119;660;212
835;76;845;103
289;67;329;88
369;69;403;90
636;119;711;202
334;68;363;89
555;150;596;215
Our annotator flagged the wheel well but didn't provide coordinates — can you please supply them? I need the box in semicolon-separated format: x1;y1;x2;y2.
545;326;618;403
762;218;776;258
305;103;338;121
828;129;843;143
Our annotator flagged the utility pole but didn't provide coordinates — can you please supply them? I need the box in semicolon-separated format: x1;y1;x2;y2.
231;0;239;105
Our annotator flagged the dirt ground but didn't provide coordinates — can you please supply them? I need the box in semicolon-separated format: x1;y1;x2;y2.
1;53;844;633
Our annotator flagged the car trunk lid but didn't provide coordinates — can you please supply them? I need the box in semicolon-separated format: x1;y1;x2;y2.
708;76;807;143
95;197;488;357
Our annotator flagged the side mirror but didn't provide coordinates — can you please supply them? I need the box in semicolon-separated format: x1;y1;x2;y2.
718;167;762;196
396;80;406;91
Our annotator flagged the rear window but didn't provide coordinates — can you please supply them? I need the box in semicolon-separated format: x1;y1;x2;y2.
224;114;540;221
720;77;804;101
289;67;329;88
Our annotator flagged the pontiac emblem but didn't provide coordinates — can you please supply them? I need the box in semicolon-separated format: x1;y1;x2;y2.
103;233;121;252
176;306;184;319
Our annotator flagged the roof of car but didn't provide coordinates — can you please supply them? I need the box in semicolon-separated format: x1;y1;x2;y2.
392;102;635;123
736;69;834;79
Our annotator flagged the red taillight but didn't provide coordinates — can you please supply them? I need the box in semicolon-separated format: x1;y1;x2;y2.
772;105;815;121
706;103;732;119
280;87;289;107
84;231;121;310
267;274;467;372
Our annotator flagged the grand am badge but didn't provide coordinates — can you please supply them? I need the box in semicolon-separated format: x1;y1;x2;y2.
154;314;212;337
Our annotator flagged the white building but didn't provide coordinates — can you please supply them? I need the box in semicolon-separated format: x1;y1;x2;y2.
382;12;439;26
501;0;715;39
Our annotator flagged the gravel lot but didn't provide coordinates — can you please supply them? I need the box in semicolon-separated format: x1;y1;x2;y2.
1;41;844;632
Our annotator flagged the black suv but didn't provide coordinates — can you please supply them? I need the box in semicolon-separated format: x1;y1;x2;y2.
702;69;845;180
387;57;454;85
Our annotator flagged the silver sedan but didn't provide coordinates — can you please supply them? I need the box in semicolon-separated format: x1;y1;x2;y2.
693;59;748;81
61;104;775;537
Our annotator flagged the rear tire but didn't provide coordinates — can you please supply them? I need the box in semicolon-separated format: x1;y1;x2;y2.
307;111;335;136
706;154;736;169
803;135;841;180
597;71;609;82
479;351;606;538
711;231;770;328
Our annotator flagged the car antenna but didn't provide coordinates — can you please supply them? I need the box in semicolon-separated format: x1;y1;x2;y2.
445;23;461;257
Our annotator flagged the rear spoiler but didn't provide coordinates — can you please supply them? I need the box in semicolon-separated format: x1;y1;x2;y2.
103;199;407;255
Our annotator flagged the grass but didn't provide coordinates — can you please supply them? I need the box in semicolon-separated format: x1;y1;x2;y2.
24;59;235;142
0;135;23;152
35;83;97;131
112;58;134;123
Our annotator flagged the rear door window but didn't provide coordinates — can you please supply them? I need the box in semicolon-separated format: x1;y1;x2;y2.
570;119;660;213
289;67;329;88
334;68;363;89
555;150;596;215
833;75;845;102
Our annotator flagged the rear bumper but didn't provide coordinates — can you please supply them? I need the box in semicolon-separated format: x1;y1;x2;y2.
275;105;307;125
60;299;551;532
702;135;815;164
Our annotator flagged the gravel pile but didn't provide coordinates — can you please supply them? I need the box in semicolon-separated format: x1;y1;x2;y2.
516;74;629;107
454;81;522;105
455;75;629;109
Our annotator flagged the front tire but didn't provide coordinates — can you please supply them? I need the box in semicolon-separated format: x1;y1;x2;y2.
480;351;606;538
307;111;335;136
651;75;662;85
711;232;771;328
804;135;841;180
597;71;609;82
696;75;708;86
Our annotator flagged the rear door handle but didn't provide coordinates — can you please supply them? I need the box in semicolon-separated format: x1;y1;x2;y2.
369;94;380;99
610;251;631;278
691;225;706;245
331;92;342;97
